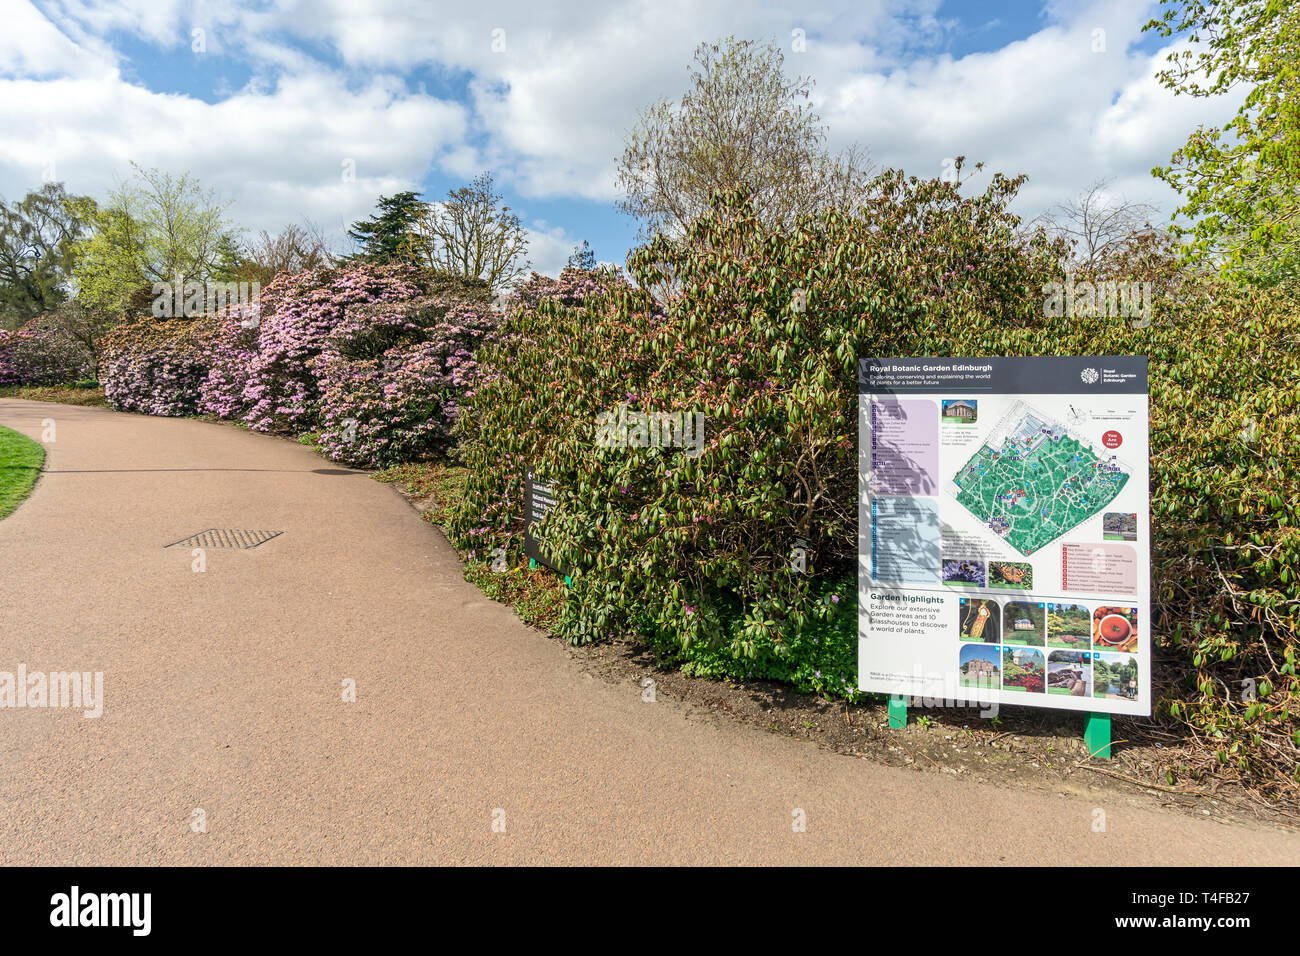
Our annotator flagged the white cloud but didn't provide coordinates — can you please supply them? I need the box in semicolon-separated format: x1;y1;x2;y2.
0;45;467;250
0;0;118;77
525;221;586;278
0;0;1249;272
814;0;1241;222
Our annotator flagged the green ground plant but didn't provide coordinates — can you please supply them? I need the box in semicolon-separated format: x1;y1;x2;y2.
0;425;44;519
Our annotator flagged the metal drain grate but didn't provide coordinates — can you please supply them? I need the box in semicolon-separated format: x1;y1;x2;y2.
166;529;283;550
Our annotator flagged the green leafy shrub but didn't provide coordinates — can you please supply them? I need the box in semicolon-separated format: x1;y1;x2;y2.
640;576;859;697
1143;279;1300;793
450;175;1052;668
451;174;1299;797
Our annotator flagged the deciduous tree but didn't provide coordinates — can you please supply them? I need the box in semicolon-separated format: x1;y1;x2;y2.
0;182;93;329
1036;179;1161;274
1146;0;1300;285
403;173;530;292
616;37;873;239
71;164;233;315
219;223;336;285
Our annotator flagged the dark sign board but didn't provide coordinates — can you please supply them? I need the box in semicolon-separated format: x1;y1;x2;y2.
523;469;564;573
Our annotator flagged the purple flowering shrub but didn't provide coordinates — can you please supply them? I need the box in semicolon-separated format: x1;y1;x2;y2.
313;295;500;467
0;319;92;386
100;315;224;416
509;267;616;310
0;330;17;386
196;311;260;420
100;264;499;466
235;265;424;433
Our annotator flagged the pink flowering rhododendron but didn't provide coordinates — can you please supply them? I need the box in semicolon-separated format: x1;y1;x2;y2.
0;319;92;386
313;295;500;467
228;264;425;433
100;314;226;416
99;263;498;468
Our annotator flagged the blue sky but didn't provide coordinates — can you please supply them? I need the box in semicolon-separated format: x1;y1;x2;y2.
1;0;1237;277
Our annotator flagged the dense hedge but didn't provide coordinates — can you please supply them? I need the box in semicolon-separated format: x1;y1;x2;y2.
100;264;497;467
313;294;499;467
234;265;425;434
197;315;259;420
100;314;224;415
0;319;92;386
451;175;1053;655
450;176;1299;795
1143;281;1299;791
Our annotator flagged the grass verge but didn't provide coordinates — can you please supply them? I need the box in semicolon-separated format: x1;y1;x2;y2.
374;461;566;629
0;385;109;407
0;425;44;519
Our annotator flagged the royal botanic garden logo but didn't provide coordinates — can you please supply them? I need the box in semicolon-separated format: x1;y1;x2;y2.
1080;367;1100;384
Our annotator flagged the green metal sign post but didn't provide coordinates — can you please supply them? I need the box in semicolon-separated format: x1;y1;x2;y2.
888;695;908;728
1084;712;1112;759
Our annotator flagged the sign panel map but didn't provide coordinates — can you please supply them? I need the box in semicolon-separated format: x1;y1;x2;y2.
951;400;1130;556
859;355;1151;717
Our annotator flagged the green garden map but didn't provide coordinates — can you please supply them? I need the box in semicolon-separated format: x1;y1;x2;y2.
952;401;1130;556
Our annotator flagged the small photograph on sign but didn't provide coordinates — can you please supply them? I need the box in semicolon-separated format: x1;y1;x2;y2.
957;597;1000;643
959;644;1001;689
1093;606;1139;652
1103;511;1138;541
1046;602;1092;649
988;560;1033;590
1002;646;1045;693
1093;652;1139;701
940;398;978;423
1047;650;1092;697
941;557;985;587
1002;601;1046;646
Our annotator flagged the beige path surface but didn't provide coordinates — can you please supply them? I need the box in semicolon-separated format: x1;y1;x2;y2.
0;398;1295;865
